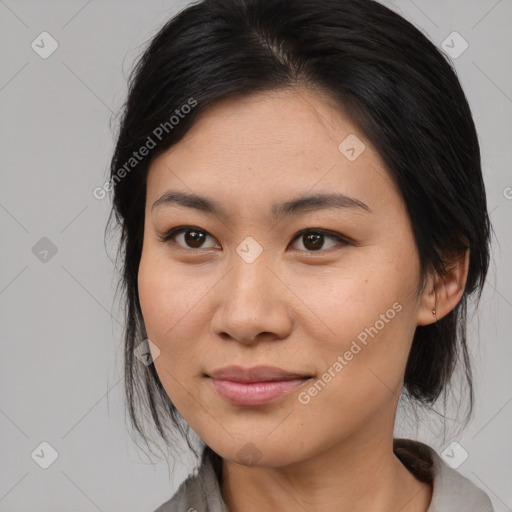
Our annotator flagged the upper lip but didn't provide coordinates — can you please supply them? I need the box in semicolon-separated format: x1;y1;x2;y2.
207;365;312;382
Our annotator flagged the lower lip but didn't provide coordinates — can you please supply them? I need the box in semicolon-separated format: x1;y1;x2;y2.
209;378;310;406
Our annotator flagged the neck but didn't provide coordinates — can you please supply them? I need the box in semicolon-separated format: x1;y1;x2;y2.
220;424;432;512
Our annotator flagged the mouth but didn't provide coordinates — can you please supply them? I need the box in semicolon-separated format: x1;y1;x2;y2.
205;365;314;406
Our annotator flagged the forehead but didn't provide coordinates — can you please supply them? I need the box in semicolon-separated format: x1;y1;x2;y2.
146;87;400;217
157;87;357;164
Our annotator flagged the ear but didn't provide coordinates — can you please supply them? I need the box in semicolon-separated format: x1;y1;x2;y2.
417;248;470;326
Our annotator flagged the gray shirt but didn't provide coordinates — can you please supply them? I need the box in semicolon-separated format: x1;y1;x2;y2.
154;438;494;512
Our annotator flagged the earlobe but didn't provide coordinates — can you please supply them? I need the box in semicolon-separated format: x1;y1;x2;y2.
416;248;470;326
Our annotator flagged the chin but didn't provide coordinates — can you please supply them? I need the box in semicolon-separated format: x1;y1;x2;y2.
207;435;306;468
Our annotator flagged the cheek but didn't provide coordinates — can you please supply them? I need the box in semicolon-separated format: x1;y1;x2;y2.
137;250;206;412
138;248;202;337
301;251;420;391
137;255;172;338
137;247;219;379
308;251;417;333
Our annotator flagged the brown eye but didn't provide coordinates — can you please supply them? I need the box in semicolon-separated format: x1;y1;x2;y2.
159;226;349;253
302;232;324;251
160;227;219;249
183;229;207;248
290;229;349;252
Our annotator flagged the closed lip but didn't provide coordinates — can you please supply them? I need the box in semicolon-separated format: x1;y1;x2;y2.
206;365;312;382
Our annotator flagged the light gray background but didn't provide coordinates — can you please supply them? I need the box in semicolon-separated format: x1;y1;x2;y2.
0;0;511;510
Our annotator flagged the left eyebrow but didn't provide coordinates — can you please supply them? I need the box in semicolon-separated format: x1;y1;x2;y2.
271;192;372;219
151;190;372;220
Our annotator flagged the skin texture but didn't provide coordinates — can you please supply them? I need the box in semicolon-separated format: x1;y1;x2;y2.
138;87;469;512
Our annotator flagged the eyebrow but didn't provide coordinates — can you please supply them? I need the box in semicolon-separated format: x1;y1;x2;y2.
151;190;372;219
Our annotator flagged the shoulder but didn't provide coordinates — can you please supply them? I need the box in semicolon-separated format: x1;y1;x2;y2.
153;453;228;512
427;443;494;512
394;438;494;512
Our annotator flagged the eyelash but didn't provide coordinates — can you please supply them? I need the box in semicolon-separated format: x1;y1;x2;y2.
157;226;351;253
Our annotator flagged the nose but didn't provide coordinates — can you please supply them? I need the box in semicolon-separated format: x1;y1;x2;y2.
210;254;293;345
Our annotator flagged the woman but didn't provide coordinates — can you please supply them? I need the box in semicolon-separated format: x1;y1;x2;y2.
107;0;494;510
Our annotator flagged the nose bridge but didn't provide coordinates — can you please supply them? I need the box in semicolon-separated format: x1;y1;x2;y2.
211;241;291;342
228;242;274;308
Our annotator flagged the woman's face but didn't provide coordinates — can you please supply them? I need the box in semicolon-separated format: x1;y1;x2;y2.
138;87;431;466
